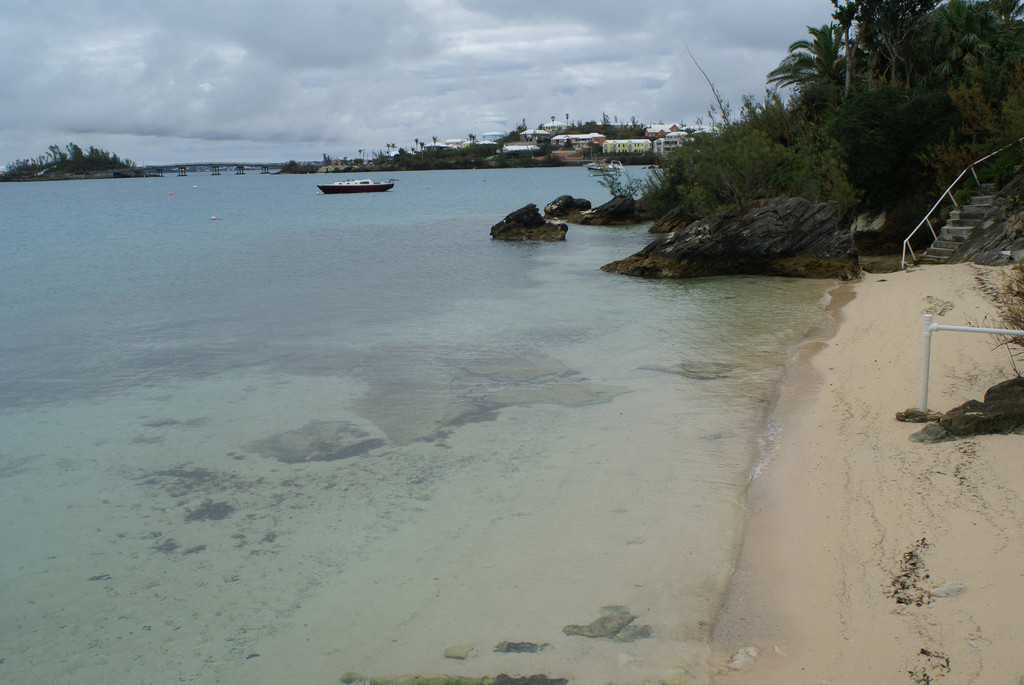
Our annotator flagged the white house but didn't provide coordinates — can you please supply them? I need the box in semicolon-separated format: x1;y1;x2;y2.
481;132;505;143
519;129;551;143
502;143;540;153
653;131;688;156
541;117;569;132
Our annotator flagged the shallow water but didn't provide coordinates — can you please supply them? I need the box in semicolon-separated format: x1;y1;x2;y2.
0;169;832;683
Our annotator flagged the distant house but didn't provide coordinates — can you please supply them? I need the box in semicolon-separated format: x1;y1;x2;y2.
503;143;540;153
519;129;552;143
645;123;683;139
541;117;569;133
653;131;688;156
445;138;470;148
551;133;607;150
481;131;505;143
602;138;652;154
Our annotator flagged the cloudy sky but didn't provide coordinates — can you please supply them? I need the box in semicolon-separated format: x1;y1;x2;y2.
1;0;835;166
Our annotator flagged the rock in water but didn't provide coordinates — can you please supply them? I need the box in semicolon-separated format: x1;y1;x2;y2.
490;204;567;241
544;195;591;222
602;197;860;279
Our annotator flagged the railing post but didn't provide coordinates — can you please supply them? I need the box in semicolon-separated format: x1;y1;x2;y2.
919;314;934;411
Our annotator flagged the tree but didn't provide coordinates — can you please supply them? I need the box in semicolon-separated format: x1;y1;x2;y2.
832;1;862;94
856;0;941;86
925;0;1000;79
768;24;846;90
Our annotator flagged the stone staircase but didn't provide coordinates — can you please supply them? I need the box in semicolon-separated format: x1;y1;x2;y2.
917;183;996;264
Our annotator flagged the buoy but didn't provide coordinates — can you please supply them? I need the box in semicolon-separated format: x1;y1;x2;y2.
210;216;218;221
193;185;197;189
168;191;174;195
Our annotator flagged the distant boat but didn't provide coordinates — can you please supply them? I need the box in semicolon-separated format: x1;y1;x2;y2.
317;178;396;194
586;160;623;176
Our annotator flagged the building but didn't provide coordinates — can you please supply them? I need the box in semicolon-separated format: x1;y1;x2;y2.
653;131;689;156
518;129;552;143
502;143;540;153
602;138;652;154
551;133;607;150
481;132;505;143
541;117;569;133
645;122;683;138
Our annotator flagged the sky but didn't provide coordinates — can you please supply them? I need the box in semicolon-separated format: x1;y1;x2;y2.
0;0;836;167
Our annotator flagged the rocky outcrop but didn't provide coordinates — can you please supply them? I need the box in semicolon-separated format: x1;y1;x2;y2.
906;377;1024;442
544;195;591;223
575;195;643;225
490;204;567;241
648;205;697;234
601;197;860;279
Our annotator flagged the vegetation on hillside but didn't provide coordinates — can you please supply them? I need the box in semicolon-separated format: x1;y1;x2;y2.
642;0;1024;224
2;143;135;179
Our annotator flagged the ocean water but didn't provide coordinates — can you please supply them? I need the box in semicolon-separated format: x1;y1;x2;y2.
0;168;832;683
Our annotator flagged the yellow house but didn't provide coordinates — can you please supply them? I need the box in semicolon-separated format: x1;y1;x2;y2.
602;138;653;154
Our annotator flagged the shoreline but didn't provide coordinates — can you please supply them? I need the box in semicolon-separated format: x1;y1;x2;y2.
708;263;1024;683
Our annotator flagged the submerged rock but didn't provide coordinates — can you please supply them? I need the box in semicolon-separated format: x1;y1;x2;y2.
490;204;567;241
246;420;386;463
562;605;652;641
602;197;860;279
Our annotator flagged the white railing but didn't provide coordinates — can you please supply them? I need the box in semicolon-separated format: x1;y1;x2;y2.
901;137;1024;269
918;314;1024;411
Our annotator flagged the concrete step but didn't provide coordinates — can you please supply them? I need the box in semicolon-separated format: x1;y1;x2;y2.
924;247;956;259
951;206;988;219
941;226;975;239
930;240;961;250
917;254;949;264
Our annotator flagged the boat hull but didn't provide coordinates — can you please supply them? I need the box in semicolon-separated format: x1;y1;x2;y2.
318;182;394;194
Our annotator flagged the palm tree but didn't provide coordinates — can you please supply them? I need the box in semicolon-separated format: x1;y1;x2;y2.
928;0;1000;79
767;24;846;91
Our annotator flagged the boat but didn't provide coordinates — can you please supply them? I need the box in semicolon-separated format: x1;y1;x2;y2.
317;178;396;194
586;160;623;176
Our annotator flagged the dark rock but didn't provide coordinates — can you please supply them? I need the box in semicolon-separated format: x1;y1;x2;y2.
576;195;643;226
601;197;860;279
649;205;697;234
493;677;568;685
491;204;568;241
939;377;1024;437
544;195;591;222
896;408;944;423
909;423;951;443
494;641;548;653
563;605;636;639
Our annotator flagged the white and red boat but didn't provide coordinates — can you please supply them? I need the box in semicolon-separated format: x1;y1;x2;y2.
317;178;396;194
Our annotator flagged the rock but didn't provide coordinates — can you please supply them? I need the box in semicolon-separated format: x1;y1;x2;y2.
722;646;759;672
939;377;1024;437
443;644;474;660
490;204;567;241
563;605;635;638
601;197;860;279
930;581;967;598
493;641;548;653
909;423;950;443
562;605;651;641
544;195;591;222
649;205;696;234
896;408;944;423
576;195;643;226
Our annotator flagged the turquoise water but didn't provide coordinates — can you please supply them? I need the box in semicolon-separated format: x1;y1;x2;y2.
0;169;832;683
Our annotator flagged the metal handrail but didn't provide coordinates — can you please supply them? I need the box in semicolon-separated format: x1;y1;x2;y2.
901;136;1024;269
918;314;1024;410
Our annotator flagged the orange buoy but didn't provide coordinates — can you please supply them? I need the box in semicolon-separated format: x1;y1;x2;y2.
210;216;218;220
168;191;174;195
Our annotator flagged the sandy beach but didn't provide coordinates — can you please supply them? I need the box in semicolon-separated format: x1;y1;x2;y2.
711;263;1024;684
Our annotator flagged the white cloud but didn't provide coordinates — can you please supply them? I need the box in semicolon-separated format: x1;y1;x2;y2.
0;0;835;165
